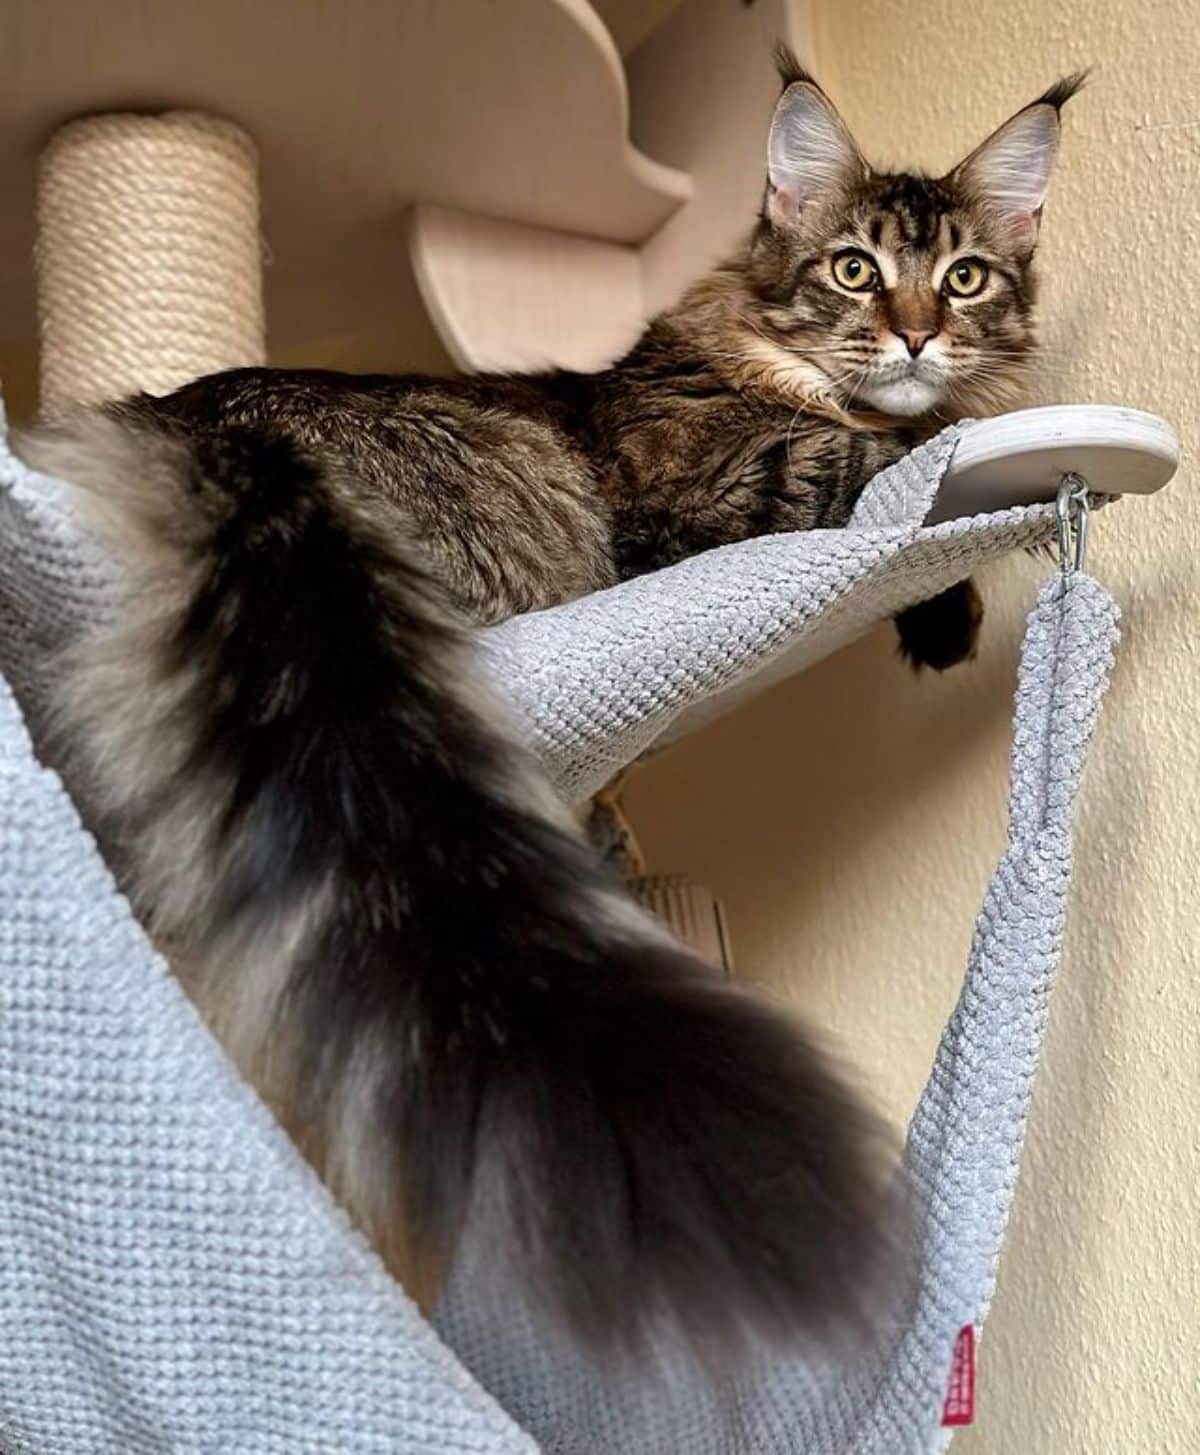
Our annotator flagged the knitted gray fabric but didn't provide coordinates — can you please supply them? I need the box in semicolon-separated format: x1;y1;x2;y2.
0;406;1119;1454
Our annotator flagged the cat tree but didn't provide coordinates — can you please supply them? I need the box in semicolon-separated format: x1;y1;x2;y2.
0;3;1178;1452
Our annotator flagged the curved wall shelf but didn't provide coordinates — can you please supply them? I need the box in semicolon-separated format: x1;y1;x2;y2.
408;0;807;372
409;205;644;374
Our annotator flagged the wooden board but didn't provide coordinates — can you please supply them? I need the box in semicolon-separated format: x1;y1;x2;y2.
409;206;644;373
409;0;812;374
590;0;688;55
930;406;1180;523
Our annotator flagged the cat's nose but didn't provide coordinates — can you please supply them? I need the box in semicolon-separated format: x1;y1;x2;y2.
895;328;935;358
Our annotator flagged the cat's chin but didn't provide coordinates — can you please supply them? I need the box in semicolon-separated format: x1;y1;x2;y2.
855;376;945;419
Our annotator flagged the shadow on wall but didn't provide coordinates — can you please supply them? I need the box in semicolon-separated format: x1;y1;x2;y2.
625;547;1046;1102
631;547;1041;966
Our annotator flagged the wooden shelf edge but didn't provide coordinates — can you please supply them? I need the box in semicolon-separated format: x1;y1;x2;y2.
556;0;693;212
409;205;645;374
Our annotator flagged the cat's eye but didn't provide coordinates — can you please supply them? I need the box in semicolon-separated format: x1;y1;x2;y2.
831;251;879;293
943;258;989;298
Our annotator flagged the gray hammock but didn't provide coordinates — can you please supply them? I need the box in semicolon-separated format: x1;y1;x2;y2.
0;407;1119;1454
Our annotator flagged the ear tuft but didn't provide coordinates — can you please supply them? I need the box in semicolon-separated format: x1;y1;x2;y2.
766;69;864;229
1034;69;1091;112
774;41;816;92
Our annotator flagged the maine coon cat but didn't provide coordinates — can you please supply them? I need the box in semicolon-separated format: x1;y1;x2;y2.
20;55;1081;1361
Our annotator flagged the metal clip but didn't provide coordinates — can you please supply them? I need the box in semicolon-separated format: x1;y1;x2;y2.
1055;473;1090;575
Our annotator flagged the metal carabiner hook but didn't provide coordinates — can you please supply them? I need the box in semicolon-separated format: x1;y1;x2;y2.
1055;473;1090;575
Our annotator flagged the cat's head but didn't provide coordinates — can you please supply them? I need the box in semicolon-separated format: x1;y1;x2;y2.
727;53;1084;419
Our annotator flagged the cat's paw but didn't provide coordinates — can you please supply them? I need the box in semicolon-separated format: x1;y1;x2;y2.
894;578;984;672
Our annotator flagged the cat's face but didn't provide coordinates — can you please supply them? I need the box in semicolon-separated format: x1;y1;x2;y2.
742;65;1083;419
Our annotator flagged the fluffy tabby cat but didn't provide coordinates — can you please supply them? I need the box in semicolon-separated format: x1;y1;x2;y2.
20;56;1081;1360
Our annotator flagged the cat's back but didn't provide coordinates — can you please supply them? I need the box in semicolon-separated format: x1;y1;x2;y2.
113;365;616;622
123;365;571;450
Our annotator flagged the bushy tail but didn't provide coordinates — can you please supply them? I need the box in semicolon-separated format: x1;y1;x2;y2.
21;410;912;1359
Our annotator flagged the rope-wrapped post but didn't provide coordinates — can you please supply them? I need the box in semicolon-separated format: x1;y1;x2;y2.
35;111;265;417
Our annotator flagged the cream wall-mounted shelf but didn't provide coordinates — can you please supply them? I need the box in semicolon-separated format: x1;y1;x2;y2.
406;0;807;373
928;405;1180;522
409;206;645;374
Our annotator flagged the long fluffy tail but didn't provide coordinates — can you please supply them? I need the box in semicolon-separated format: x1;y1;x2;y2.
20;411;911;1360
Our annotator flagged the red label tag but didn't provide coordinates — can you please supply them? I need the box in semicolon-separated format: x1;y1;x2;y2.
941;1324;976;1427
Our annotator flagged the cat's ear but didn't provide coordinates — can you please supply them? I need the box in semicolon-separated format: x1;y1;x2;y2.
765;53;866;229
948;73;1087;253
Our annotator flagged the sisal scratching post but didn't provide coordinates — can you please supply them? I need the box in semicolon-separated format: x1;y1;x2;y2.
586;775;734;974
36;111;265;417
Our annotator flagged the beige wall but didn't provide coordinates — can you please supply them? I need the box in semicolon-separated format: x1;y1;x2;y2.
626;4;1199;1450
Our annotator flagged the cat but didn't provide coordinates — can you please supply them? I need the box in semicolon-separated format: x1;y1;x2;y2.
18;53;1082;1363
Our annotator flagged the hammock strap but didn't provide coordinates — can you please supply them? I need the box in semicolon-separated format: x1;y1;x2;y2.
849;568;1121;1450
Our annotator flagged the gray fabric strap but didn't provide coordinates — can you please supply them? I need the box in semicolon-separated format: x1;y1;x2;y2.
847;571;1121;1453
